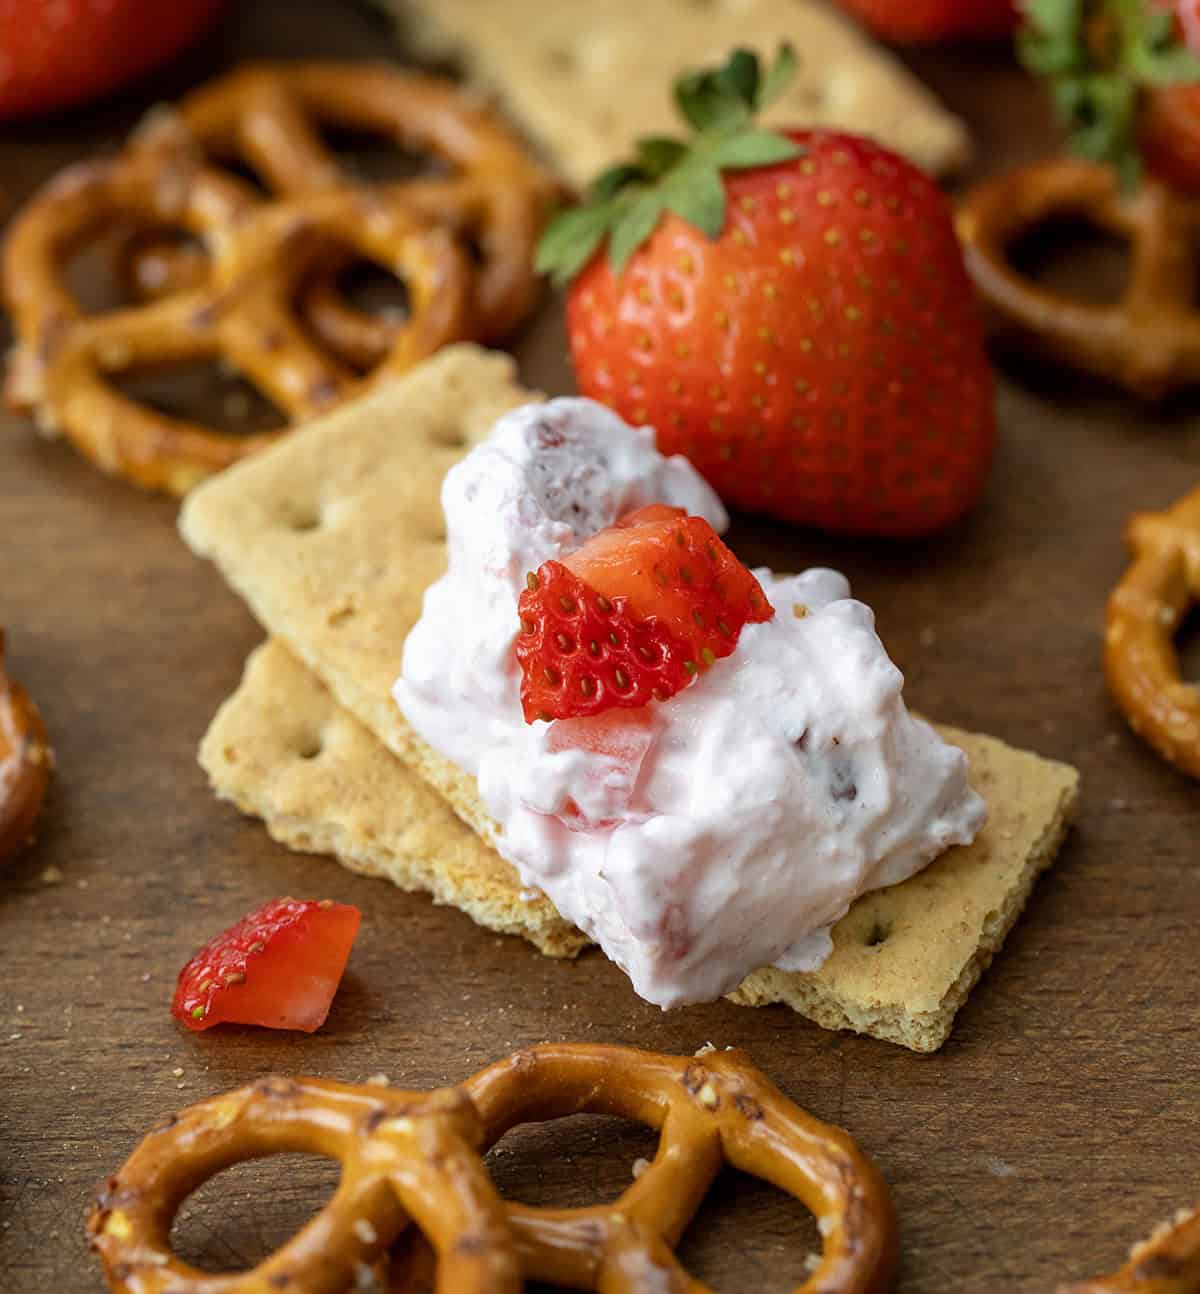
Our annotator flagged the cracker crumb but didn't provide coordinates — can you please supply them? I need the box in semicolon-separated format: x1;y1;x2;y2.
40;866;64;885
172;1067;184;1078
365;1073;390;1087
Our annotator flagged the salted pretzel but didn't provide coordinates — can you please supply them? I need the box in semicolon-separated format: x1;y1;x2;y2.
956;158;1200;400
87;1043;898;1294
0;631;53;867
126;61;554;357
1059;1204;1200;1293
3;150;472;495
1105;483;1200;780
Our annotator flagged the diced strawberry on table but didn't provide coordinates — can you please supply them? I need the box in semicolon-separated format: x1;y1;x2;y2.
172;897;361;1033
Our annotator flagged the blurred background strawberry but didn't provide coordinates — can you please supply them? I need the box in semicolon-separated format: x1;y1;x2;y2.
1021;0;1200;192
0;0;225;121
833;0;1017;44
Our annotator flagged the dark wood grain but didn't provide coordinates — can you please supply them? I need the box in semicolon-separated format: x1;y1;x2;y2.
1;4;1197;1292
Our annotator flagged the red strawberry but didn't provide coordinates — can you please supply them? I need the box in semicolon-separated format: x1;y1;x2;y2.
516;505;772;722
1141;85;1200;193
172;897;361;1033
0;0;224;122
833;0;1015;43
538;47;995;538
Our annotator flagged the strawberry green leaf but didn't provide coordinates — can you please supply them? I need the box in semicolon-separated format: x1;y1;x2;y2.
637;136;689;178
609;189;666;273
715;48;761;109
662;158;726;239
535;42;798;283
535;202;616;286
1019;0;1200;185
589;163;644;201
756;43;798;112
709;128;802;169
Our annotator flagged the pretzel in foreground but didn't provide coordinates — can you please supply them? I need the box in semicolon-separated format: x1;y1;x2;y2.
1059;1204;1200;1293
1106;483;1200;780
0;630;53;867
87;1043;898;1293
956;158;1200;400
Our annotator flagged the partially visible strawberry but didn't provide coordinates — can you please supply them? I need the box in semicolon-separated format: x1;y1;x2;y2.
833;0;1016;43
0;0;224;121
538;47;995;538
1141;84;1200;192
172;897;361;1033
516;505;772;722
1021;0;1200;190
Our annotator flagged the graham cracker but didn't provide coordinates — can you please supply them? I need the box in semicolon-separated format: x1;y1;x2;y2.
200;639;586;959
206;641;1079;1050
386;0;971;183
181;343;1081;1050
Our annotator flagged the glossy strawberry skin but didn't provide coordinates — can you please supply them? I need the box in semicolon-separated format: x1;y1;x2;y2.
1142;86;1200;193
834;0;1016;42
516;508;773;722
172;897;361;1033
567;132;995;538
0;0;224;121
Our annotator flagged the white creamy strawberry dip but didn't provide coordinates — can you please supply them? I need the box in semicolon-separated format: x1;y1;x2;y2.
394;399;986;1008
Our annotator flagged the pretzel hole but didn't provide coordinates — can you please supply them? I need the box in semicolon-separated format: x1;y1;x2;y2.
169;1151;342;1273
677;1167;824;1291
485;1112;660;1208
1179;606;1200;683
319;126;454;186
296;252;411;376
60;226;164;314
114;359;288;435
1008;216;1130;306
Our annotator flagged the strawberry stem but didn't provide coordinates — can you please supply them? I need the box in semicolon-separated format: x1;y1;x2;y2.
535;45;803;285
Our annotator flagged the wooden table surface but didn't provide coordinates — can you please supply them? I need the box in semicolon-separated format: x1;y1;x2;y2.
1;3;1197;1291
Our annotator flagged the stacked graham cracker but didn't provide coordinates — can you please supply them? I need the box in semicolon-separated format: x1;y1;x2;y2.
181;346;1079;1052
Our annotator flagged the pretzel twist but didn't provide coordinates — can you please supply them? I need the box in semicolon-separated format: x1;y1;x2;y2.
87;1044;898;1294
129;61;554;354
1105;483;1200;780
0;631;53;867
3;150;472;495
1058;1205;1200;1293
956;159;1200;400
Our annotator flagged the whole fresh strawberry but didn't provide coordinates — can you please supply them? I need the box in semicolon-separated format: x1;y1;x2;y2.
537;48;995;538
1021;0;1200;192
172;897;360;1033
0;0;225;121
834;0;1016;43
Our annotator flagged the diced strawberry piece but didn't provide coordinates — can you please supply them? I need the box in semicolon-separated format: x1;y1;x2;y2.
171;897;361;1033
515;509;773;722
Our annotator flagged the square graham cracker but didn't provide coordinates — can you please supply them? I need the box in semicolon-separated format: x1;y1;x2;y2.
386;0;971;183
181;343;1081;1051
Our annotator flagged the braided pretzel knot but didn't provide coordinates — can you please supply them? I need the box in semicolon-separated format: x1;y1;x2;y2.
956;159;1200;400
126;61;554;360
3;149;471;495
1105;484;1200;780
1058;1205;1200;1293
87;1045;898;1294
0;631;53;867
